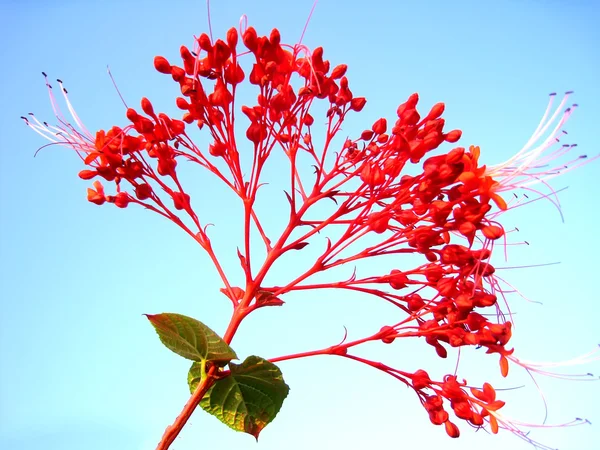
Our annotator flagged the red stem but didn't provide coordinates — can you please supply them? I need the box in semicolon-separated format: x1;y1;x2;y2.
154;297;251;449
153;63;364;450
154;366;217;450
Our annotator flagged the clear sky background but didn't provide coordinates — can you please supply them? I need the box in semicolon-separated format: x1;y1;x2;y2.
1;0;599;449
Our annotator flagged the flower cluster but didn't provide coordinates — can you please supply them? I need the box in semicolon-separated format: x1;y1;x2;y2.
24;22;596;449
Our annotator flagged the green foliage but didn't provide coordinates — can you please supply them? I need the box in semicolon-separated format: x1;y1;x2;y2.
188;356;290;439
146;313;237;363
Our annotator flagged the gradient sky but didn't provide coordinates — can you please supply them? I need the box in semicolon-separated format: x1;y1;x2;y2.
1;0;599;449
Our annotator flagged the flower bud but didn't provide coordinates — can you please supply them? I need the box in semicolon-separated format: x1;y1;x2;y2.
141;97;155;117
331;64;348;79
153;56;172;74
444;421;460;438
350;97;366;111
226;27;238;49
444;129;462;142
372;118;387;135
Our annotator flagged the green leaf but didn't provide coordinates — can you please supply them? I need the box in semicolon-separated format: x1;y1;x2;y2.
188;355;290;439
145;313;237;363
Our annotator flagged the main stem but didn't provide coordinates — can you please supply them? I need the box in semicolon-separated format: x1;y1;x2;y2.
154;301;249;450
155;365;217;450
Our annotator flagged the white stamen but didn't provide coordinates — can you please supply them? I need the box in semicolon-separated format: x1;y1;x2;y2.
484;92;595;192
26;74;96;159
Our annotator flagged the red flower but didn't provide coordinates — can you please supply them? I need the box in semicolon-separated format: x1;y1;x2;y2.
86;180;105;205
25;22;596;450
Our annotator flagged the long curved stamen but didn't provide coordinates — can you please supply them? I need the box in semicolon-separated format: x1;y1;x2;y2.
509;346;600;378
485;92;596;193
56;79;90;135
107;66;129;108
488;408;589;450
526;92;558;146
206;0;214;42
22;75;96;159
503;92;571;167
238;14;248;36
299;0;318;45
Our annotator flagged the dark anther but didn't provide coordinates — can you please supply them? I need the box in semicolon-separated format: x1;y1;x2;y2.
42;71;47;77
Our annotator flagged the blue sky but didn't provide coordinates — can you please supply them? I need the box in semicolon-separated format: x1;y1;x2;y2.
1;0;599;449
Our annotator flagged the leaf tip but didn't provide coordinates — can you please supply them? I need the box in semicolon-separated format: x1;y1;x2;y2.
144;313;162;325
247;422;264;441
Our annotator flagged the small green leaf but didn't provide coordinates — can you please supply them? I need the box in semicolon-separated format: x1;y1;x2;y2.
145;313;237;363
188;355;289;439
